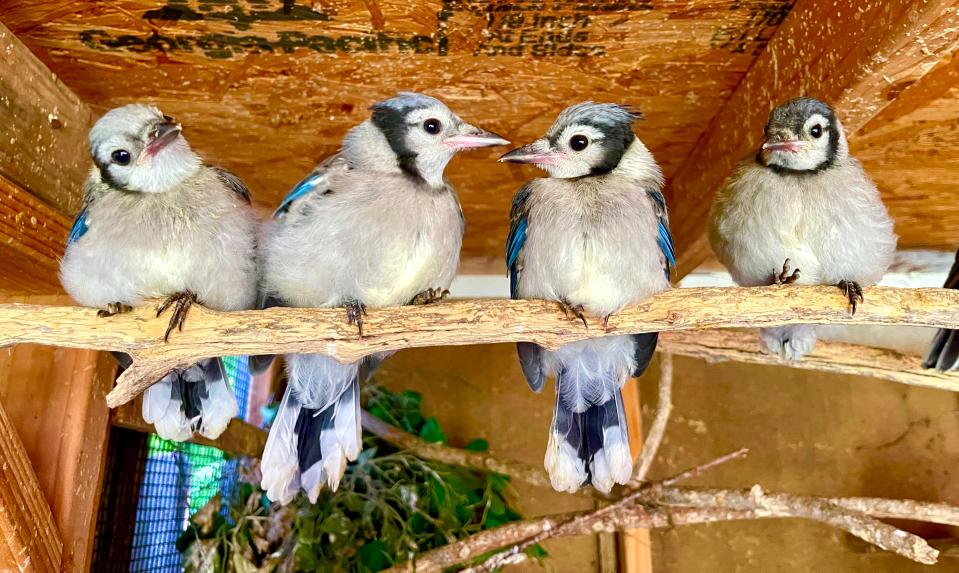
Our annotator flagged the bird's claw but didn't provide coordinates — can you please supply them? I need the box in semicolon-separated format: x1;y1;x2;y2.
97;302;132;318
344;299;368;336
156;291;197;342
411;287;450;305
559;300;588;328
773;258;801;285
836;280;864;315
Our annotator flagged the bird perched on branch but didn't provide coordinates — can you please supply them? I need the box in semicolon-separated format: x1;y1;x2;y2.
924;249;959;371
710;97;896;361
258;92;508;504
501;102;673;494
60;104;259;441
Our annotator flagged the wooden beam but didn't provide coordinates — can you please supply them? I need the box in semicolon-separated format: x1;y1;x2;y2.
111;399;267;458
619;375;654;573
0;173;70;295
0;20;92;215
666;0;959;278
0;399;62;572
0;286;958;408
57;352;115;573
0;294;115;573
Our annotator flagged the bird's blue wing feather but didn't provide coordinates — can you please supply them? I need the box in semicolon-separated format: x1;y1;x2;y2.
274;171;323;217
67;206;89;245
506;184;533;299
274;153;345;217
648;190;675;279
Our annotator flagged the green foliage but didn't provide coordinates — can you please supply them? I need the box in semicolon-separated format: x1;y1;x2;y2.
179;387;542;572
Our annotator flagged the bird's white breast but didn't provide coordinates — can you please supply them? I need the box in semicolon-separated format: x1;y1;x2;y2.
711;158;896;287
517;177;669;318
60;169;258;310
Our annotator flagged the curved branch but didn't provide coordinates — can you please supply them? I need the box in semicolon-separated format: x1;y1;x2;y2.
0;286;957;406
659;329;959;392
631;353;673;485
359;411;572;496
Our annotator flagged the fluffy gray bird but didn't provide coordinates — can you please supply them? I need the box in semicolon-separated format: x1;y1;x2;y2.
501;102;674;493
259;92;508;504
710;97;897;360
924;248;959;371
60;104;259;441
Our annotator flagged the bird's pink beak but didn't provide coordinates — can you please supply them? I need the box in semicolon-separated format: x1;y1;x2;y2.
137;121;182;165
443;124;509;151
762;140;808;153
498;139;566;166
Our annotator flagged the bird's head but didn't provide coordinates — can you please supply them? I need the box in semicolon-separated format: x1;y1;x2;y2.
365;92;509;188
89;104;200;193
499;102;639;178
758;97;845;173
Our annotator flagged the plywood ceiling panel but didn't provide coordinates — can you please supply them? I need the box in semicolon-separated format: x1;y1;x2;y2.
853;54;959;252
0;0;796;266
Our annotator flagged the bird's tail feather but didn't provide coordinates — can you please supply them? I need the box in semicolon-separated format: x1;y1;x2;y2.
545;393;586;493
583;392;632;493
296;376;361;501
924;328;959;372
261;385;302;505
759;325;818;361
545;370;633;494
143;371;194;442
142;358;238;442
262;362;362;505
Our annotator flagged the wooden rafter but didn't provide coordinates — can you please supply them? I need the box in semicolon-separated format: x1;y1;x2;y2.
666;0;959;278
0;399;62;572
0;286;958;408
0;20;92;216
0;173;70;295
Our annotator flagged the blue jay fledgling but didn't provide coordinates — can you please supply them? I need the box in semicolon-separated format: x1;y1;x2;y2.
924;248;959;371
60;104;259;441
259;92;508;503
500;102;674;493
710;97;897;361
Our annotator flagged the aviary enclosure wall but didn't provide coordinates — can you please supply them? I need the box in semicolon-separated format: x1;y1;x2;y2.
1;0;959;572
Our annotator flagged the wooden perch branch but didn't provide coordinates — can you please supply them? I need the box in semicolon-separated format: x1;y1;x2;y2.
1;286;958;407
659;329;959;392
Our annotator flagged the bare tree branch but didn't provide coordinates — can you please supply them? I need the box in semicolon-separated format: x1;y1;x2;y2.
631;352;673;485
659;329;959;393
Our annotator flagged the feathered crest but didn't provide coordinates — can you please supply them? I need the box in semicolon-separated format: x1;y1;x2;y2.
547;101;642;139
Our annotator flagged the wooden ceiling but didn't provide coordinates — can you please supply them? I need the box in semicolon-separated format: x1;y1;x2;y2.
1;0;957;274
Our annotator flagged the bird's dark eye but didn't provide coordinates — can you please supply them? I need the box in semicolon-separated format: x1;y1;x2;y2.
111;149;131;165
810;124;824;138
423;118;442;135
569;135;589;151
